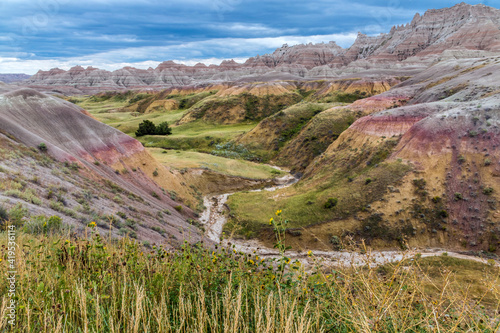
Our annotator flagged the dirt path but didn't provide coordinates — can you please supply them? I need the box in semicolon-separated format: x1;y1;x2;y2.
199;168;499;268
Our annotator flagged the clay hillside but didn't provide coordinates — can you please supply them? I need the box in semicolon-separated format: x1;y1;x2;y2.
0;84;206;246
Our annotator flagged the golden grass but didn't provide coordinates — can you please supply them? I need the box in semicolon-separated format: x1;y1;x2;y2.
0;227;498;332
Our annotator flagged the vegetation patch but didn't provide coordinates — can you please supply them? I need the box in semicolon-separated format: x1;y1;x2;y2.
0;227;497;331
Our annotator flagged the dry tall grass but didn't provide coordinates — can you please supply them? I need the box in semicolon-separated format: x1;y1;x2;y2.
0;226;498;332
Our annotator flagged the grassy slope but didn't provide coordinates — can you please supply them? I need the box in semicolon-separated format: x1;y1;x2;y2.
149;148;283;179
235;102;334;162
226;135;411;240
75;93;259;152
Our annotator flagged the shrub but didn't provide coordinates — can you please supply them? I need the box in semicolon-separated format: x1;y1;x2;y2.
454;193;463;201
365;178;372;185
135;120;172;137
155;121;172;135
8;203;28;227
125;218;138;230
116;212;127;219
135;120;157;137
174;205;183;212
482;187;494;195
23;215;63;235
153;169;159;177
329;235;342;250
0;205;9;225
324;198;338;209
112;195;123;204
151;191;160;199
152;226;166;235
431;196;441;204
38;143;47;152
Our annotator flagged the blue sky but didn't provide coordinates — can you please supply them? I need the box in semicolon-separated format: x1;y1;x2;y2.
0;0;495;74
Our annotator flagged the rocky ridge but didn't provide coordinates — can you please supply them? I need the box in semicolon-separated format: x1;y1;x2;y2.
22;3;500;93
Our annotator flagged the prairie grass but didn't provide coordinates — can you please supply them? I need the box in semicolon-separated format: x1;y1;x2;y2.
0;222;498;332
149;148;284;179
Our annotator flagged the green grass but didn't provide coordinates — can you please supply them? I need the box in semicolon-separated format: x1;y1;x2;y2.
143;121;257;151
149;148;284;179
92;109;189;136
225;161;411;239
73;95;130;114
76;94;258;151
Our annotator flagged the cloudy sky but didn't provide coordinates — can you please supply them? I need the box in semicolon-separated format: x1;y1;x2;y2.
0;0;494;74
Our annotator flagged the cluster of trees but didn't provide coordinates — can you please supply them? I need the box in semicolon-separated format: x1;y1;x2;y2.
135;120;172;137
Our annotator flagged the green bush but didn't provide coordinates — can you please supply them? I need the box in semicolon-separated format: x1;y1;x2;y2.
38;143;47;152
483;187;494;195
0;205;9;225
135;120;157;137
8;203;28;227
156;121;172;135
431;196;442;204
135;120;172;137
324;198;338;209
174;205;183;212
116;212;127;219
23;215;63;235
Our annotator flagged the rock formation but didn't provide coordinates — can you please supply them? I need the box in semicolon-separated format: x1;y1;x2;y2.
22;3;500;93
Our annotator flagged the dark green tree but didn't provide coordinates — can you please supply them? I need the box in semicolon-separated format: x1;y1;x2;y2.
135;120;157;137
155;121;172;135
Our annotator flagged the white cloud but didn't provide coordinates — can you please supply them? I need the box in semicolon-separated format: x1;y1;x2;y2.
207;23;297;35
73;32;140;43
0;33;358;74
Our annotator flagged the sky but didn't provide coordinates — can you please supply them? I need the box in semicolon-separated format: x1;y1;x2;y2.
0;0;496;74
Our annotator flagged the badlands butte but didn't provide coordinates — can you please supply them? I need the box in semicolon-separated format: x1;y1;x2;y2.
1;2;500;255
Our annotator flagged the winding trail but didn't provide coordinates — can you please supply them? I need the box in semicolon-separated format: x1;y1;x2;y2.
200;167;499;269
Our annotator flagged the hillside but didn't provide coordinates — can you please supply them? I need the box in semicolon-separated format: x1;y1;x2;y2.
0;86;206;245
224;55;500;254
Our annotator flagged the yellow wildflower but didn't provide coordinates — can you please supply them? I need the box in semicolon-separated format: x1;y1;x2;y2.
249;259;255;265
307;250;313;257
88;221;96;228
275;209;282;216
